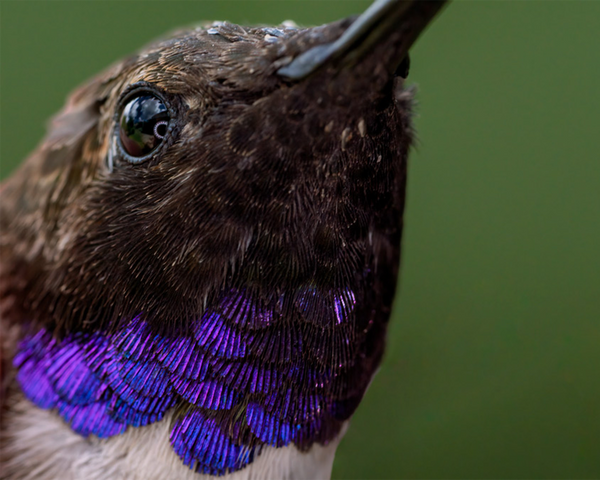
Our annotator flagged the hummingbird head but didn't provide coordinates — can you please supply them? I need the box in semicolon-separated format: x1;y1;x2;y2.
1;0;445;335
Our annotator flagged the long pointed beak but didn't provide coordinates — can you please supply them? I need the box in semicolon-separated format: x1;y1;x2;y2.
277;0;448;80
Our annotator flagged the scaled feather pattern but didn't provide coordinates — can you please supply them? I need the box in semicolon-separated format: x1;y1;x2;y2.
14;287;364;476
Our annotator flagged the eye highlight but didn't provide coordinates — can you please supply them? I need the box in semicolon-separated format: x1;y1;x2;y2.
118;92;170;162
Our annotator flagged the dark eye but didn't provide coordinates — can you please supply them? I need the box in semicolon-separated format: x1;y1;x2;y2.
118;93;169;161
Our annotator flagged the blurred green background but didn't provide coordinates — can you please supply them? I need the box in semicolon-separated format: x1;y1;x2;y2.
1;1;599;478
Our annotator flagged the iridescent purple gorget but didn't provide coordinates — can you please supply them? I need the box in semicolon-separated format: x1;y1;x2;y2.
14;287;369;476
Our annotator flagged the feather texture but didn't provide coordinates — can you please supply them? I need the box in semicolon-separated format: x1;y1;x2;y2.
14;287;369;475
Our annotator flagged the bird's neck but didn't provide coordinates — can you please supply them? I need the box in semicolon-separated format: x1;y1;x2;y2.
3;399;344;480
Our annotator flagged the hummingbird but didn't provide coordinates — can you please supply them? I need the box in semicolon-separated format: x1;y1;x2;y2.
0;1;447;478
